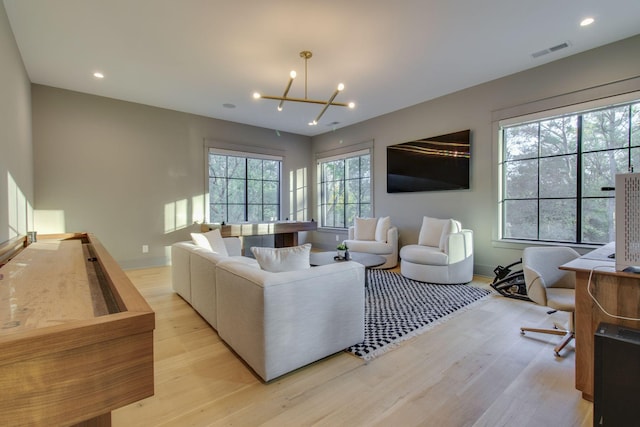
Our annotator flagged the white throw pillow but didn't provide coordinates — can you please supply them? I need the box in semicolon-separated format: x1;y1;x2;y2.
354;217;377;241
418;216;448;247
251;243;311;273
191;229;229;256
438;219;460;251
375;216;391;242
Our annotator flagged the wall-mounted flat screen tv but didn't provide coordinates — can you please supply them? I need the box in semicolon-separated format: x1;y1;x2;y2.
387;129;470;193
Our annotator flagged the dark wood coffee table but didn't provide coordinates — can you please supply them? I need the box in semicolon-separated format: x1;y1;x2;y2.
309;251;385;285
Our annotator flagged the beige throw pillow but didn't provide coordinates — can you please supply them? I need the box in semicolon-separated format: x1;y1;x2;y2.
354;217;377;241
251;243;312;273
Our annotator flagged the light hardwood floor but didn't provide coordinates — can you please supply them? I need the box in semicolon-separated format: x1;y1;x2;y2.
113;267;593;427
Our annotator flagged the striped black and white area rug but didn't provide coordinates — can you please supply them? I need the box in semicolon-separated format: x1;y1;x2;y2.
346;270;492;360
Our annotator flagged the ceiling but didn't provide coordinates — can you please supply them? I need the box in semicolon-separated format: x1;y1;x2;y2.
4;0;640;137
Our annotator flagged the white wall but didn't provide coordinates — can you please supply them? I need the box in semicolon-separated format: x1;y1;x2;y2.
32;85;311;268
0;2;32;244
310;35;640;276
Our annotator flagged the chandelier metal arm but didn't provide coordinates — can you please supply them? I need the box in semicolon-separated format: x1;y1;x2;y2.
259;94;350;107
313;88;341;124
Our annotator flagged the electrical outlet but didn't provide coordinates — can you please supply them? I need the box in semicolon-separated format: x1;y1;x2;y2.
142;245;149;253
335;235;339;242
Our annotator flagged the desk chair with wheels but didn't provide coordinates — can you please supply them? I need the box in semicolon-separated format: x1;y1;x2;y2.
520;246;580;357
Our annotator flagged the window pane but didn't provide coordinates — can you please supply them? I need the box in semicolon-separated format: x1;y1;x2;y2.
540;116;577;156
582;150;629;197
247;158;262;180
264;205;278;221
345;157;360;179
582;198;615;244
210;177;226;203
209;154;227;176
539;155;576;198
210;204;226;223
345;179;360;204
504;159;538;199
247;180;262;203
228;179;246;204
227;156;246;178
247;205;262;222
582;106;630;152
228;204;245;222
263;160;279;180
360;177;371;203
263;181;278;204
504;124;538;160
539;199;576;242
359;203;372;218
632;103;640;146
503;200;538;239
632;147;640;172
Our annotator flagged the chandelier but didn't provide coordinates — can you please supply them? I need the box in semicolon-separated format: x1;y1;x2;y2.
253;50;355;126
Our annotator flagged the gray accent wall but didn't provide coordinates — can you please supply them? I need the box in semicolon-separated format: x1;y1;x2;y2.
311;35;640;276
31;85;311;268
0;2;32;244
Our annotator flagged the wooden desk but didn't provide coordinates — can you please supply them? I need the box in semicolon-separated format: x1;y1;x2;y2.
203;220;317;247
0;233;155;426
560;242;640;401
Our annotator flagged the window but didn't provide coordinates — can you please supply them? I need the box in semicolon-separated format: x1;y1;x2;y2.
499;100;640;245
317;149;371;228
208;149;282;223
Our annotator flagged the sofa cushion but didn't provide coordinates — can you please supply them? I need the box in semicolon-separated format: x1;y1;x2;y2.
251;243;312;273
354;217;377;241
191;229;229;256
400;244;449;266
375;216;391;242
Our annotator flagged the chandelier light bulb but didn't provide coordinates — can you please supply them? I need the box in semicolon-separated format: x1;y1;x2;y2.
253;92;261;99
337;83;344;91
348;102;355;109
290;70;297;79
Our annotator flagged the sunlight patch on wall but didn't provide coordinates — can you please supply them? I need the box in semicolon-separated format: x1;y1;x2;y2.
33;210;65;234
164;199;188;233
192;194;205;224
7;172;31;238
289;167;308;221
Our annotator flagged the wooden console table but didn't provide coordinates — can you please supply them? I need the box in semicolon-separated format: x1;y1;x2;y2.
202;220;317;247
560;242;640;401
0;233;155;426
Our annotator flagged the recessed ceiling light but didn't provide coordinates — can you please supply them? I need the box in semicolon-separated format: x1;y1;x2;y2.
93;72;104;79
580;17;595;27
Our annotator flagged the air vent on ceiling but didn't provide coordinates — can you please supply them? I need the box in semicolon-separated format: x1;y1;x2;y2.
531;41;571;59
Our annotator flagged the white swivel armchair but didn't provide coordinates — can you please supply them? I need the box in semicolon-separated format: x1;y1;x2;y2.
343;216;398;269
400;216;473;284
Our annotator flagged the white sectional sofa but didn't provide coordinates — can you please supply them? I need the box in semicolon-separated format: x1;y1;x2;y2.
171;236;365;381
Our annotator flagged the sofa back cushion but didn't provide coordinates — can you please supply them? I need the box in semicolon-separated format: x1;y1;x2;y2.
251;243;312;273
191;229;229;256
354;217;378;241
418;217;460;250
375;216;391;242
